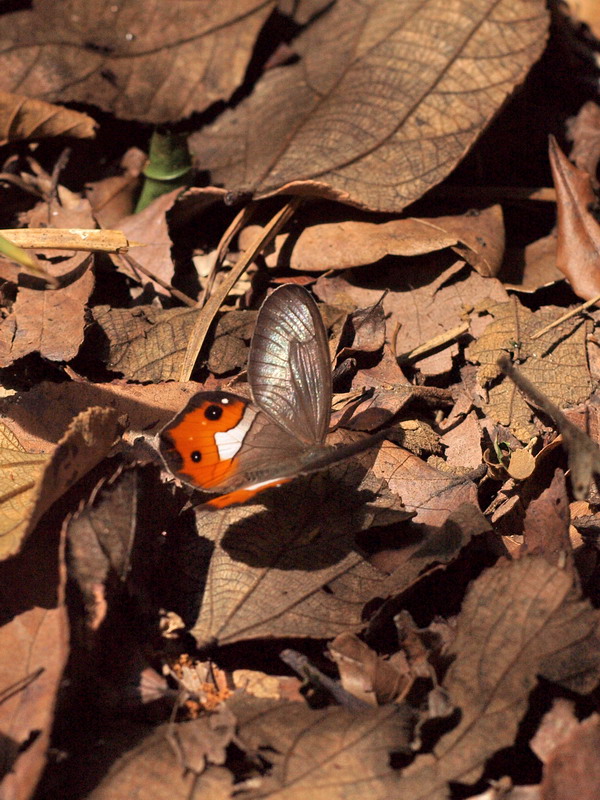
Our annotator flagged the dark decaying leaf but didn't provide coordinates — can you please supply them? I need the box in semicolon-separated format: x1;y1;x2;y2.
0;0;277;123
395;557;600;799
190;0;549;212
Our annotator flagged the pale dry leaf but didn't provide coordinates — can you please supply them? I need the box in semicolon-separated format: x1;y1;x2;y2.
0;90;96;145
371;443;478;526
189;0;549;212
317;265;509;377
230;694;413;800
188;457;410;648
396;557;600;799
87;710;236;800
530;698;580;764
243;206;505;275
92;305;199;382
540;713;600;800
0;253;94;367
0;0;276;123
0;407;122;558
467;299;592;441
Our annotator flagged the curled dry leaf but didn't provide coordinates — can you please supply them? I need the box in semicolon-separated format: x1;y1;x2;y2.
395;557;600;799
188;457;410;648
0;90;96;145
549;135;600;300
190;0;549;212
244;205;505;276
0;253;94;367
0;407;123;559
0;0;276;124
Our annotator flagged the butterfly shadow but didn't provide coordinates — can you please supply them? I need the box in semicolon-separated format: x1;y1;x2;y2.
211;460;396;572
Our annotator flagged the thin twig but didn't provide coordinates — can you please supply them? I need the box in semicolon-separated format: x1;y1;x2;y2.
178;197;302;381
531;292;600;339
119;253;196;307
201;200;257;305
397;322;470;363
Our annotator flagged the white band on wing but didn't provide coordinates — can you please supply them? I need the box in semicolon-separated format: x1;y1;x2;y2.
214;406;256;461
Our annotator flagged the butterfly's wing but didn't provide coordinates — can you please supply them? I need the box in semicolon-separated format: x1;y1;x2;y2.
248;284;332;445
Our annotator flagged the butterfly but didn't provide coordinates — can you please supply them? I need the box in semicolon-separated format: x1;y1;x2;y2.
159;284;385;508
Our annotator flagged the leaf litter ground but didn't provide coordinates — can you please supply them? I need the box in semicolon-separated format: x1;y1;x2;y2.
1;2;600;800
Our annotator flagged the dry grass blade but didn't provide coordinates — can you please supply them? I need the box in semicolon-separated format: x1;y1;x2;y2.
177;197;302;381
0;228;142;253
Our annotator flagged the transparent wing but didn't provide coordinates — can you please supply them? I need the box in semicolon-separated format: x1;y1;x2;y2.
248;285;332;445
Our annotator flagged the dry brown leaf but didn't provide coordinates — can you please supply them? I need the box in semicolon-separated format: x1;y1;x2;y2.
328;633;411;705
440;412;483;469
0;407;122;559
243;206;505;275
0;252;94;367
86;147;146;228
521;469;572;565
187;455;410;648
87;708;236;800
566;101;600;182
468;299;592;441
563;0;600;41
530;698;580;764
207;310;256;376
189;0;549;212
540;712;600;800
230;694;413;799
111;188;183;292
317;265;509;377
395;557;600;799
0;90;96;145
371;444;478;526
0;0;276;124
549;135;600;300
67;468;138;630
0;520;68;800
92;305;199;382
502;233;562;293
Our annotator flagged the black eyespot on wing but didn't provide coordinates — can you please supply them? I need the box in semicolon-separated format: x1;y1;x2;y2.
205;404;223;421
191;451;202;463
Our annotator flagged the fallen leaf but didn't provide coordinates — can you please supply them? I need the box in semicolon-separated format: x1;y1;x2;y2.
86;147;146;228
0;253;94;367
540;713;600;800
0;407;123;559
207;310;256;376
67;468;138;630
371;444;478;526
230;694;414;799
563;0;600;42
549;135;600;300
0;90;96;145
521;469;572;565
187;455;410;648
440;412;483;469
566;100;600;182
87;709;236;800
395;557;600;798
0;0;276;123
92;305;199;382
328;632;411;705
242;206;505;275
0;519;68;800
501;233;562;293
190;0;549;212
468;299;592;441
530;698;580;764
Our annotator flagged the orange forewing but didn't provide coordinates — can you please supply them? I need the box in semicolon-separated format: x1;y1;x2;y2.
161;394;247;489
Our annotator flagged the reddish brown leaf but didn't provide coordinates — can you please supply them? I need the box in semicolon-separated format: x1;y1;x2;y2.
521;469;572;565
550;135;600;300
0;90;96;145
